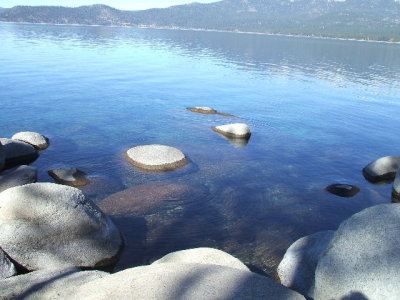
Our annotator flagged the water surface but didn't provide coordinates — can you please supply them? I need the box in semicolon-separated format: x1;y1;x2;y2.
1;22;400;276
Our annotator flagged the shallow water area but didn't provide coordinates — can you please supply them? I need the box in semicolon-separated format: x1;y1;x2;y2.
1;22;400;276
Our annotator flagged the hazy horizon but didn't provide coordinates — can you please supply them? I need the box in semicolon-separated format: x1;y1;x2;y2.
0;0;220;11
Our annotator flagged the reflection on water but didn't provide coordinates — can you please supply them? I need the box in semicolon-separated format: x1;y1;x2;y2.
1;22;400;276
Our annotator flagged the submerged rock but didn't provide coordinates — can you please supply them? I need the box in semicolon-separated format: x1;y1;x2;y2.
325;184;360;197
0;247;17;279
0;138;39;169
278;231;335;298
0;267;107;299
0;183;123;271
71;263;305;300
314;204;400;300
187;106;218;114
152;247;250;272
99;181;205;215
48;168;91;187
212;123;251;139
12;131;49;150
362;156;400;183
0;165;37;193
126;144;188;171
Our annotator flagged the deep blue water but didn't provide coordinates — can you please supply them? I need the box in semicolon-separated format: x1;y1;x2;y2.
1;22;400;275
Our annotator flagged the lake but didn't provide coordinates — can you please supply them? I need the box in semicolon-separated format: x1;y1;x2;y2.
1;22;400;276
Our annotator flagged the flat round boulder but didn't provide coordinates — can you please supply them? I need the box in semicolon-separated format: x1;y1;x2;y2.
72;263;305;300
126;144;188;171
278;231;335;298
0;267;107;299
325;184;360;197
362;156;400;183
212;123;251;139
48;168;91;187
0;183;123;271
0;138;39;169
187;107;217;114
12;131;49;150
152;247;249;271
314;204;400;300
0;165;37;193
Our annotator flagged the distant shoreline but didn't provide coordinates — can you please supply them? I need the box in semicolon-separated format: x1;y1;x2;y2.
1;21;399;45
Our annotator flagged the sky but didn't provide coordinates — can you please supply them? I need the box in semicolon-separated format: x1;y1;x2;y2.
0;0;220;10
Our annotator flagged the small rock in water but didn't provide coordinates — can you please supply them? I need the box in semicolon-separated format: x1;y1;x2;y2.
392;168;400;201
0;247;17;279
0;138;39;169
48;168;91;187
0;141;5;171
187;106;218;114
0;165;37;193
12;131;49;150
278;231;335;298
212;123;251;139
362;155;400;183
0;183;123;271
325;184;360;197
126;144;188;171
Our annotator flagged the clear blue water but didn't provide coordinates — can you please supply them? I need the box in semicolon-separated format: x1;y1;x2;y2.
1;22;400;276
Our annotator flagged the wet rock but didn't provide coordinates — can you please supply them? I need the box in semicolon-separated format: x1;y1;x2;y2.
126;144;188;171
325;184;360;197
314;204;400;300
187;106;218;114
0;267;107;299
362;156;400;183
0;138;39;169
48;168;91;187
0;165;37;193
79;176;124;200
71;263;305;300
0;247;17;279
99;182;205;215
278;231;335;298
152;247;250;272
212;123;251;139
392;169;400;201
12;131;49;150
0;183;123;271
0;141;4;172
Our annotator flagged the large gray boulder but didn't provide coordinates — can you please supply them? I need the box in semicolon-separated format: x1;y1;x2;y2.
12;131;49;150
126;144;188;171
152;248;249;272
212;123;251;139
362;156;400;183
0;165;37;193
277;231;335;298
314;204;400;300
0;183;123;271
0;267;107;299
0;247;17;279
71;263;305;300
0;141;4;171
0;138;39;169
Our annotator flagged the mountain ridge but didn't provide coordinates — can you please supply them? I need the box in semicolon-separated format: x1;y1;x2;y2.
1;0;399;42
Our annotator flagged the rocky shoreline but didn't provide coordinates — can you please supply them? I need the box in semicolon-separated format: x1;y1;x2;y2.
1;113;400;299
